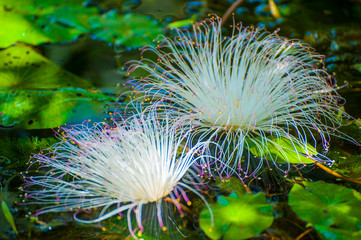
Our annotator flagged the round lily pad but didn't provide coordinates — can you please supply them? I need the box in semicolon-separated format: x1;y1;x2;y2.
289;182;361;240
200;192;274;240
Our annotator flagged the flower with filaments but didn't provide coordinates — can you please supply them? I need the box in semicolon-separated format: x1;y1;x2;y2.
127;16;353;178
22;111;213;239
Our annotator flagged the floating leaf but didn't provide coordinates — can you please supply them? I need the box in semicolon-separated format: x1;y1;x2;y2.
0;88;115;129
0;1;163;48
247;137;317;164
0;45;92;89
0;45;120;129
0;0;97;47
314;225;361;240
168;15;198;29
200;192;274;240
89;11;163;47
289;182;361;240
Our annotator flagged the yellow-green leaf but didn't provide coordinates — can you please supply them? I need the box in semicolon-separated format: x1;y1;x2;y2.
0;45;92;89
0;88;115;129
0;0;97;47
200;192;273;240
247;137;317;164
1;201;18;235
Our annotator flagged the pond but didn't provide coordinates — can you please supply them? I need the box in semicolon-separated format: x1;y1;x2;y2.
1;0;361;239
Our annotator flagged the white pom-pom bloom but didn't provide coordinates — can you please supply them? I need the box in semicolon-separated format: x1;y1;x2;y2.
22;111;213;239
127;16;349;178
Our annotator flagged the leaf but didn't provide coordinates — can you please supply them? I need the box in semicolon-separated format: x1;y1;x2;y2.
329;150;361;181
0;1;163;48
0;0;97;47
247;137;317;164
89;11;163;47
0;137;58;167
216;177;247;195
200;192;274;240
1;201;18;235
354;63;361;73
0;45;117;129
314;225;361;240
289;182;361;240
0;88;115;129
168;15;198;29
0;45;92;89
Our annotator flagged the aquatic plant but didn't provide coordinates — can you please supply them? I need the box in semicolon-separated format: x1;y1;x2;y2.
22;110;213;239
126;16;351;178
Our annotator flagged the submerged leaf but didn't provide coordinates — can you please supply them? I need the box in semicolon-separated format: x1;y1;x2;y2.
89;11;163;47
0;137;58;168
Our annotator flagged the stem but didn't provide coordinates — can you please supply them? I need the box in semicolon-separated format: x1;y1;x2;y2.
315;162;361;185
295;228;313;240
164;197;194;215
221;0;244;27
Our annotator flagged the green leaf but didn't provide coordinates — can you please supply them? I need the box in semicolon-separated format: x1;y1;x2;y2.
354;63;361;73
247;137;317;164
0;1;163;48
168;15;198;29
314;225;361;240
329;150;361;181
289;182;361;240
0;45;92;89
31;0;85;10
216;177;247;195
0;87;115;129
0;45;118;129
89;11;163;47
1;201;18;235
0;0;97;47
200;192;274;240
0;137;58;167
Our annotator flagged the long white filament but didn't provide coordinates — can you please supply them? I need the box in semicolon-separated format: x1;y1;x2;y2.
23;109;212;238
127;16;346;177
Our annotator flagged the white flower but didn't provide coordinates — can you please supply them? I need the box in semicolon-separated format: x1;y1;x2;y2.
22;110;213;239
127;16;348;178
